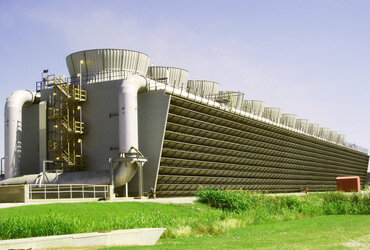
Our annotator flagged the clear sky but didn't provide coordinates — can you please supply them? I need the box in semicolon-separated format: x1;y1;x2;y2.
0;0;369;171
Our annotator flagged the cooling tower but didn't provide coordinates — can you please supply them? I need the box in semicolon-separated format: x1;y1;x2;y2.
243;100;265;116
319;128;330;140
66;49;150;83
337;134;345;145
280;114;297;128
214;91;244;110
328;131;338;143
295;119;309;133
1;48;369;200
308;124;320;137
147;66;189;91
187;80;220;96
262;107;283;123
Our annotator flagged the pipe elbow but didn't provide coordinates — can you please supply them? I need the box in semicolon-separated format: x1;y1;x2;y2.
121;74;147;93
5;90;39;110
4;90;39;179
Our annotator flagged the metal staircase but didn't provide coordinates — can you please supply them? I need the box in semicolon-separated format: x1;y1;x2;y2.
46;75;87;171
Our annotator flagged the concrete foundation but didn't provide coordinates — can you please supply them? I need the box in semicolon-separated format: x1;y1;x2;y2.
0;185;29;203
0;228;166;249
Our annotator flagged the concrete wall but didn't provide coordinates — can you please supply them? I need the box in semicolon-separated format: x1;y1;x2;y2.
128;90;170;195
21;102;47;175
0;185;28;203
82;80;122;172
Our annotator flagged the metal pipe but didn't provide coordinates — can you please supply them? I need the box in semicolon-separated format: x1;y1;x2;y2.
118;75;146;153
138;163;144;197
4;90;40;179
0;157;4;176
113;75;147;187
41;160;54;185
125;183;128;198
78;139;83;155
79;60;83;89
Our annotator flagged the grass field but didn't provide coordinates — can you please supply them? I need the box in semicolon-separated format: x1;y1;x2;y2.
116;215;370;249
0;191;368;242
0;202;227;239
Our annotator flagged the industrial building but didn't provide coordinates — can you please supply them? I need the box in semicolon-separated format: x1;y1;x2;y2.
0;48;368;199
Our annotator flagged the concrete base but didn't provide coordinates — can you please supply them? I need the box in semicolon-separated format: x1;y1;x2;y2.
0;228;166;249
0;184;29;203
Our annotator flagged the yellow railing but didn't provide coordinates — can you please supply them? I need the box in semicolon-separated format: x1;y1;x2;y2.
46;75;87;170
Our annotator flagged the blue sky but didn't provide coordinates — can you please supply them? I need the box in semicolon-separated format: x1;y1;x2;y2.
0;0;369;170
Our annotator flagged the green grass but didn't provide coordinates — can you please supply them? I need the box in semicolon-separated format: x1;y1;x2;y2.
196;189;370;216
113;215;370;249
0;191;368;240
0;202;230;240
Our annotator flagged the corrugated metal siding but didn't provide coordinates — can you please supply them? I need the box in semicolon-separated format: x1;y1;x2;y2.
155;96;369;196
66;49;149;83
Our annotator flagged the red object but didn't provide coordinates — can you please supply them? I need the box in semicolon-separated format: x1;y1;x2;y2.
336;176;361;192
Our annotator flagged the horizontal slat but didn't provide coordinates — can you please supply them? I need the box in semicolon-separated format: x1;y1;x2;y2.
158;166;336;181
155;96;369;195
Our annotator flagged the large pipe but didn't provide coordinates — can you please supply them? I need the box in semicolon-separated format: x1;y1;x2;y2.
4;90;40;179
114;74;147;187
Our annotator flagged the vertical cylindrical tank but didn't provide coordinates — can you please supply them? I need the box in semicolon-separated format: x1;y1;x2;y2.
243;100;265;116
280;114;297;128
295;119;309;133
262;107;283;123
308;124;320;137
319;128;330;140
187;80;220;96
147;66;189;91
66;49;150;83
